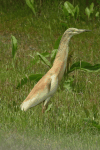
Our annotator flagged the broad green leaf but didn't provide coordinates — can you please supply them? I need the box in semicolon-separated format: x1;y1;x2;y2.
45;104;53;113
28;74;43;81
74;5;79;18
64;1;74;16
63;7;70;17
51;49;58;63
16;74;43;89
90;2;94;13
26;0;36;16
11;35;17;59
85;7;90;19
29;52;50;66
95;12;99;17
30;0;34;4
37;52;52;68
68;61;100;74
54;36;62;49
41;52;50;57
70;61;92;68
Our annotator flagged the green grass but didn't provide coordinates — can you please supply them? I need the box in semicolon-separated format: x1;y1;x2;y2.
0;131;100;150
0;1;100;149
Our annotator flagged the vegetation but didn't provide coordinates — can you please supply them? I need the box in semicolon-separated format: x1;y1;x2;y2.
0;0;100;149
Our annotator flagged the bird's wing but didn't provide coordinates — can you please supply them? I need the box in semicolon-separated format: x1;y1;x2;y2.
20;71;58;111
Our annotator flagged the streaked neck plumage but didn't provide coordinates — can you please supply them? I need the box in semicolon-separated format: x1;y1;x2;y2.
52;32;72;82
53;32;72;63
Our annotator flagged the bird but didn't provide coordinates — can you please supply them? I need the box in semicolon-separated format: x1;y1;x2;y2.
20;28;90;112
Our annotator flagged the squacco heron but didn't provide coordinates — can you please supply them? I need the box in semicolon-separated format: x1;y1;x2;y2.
20;28;90;112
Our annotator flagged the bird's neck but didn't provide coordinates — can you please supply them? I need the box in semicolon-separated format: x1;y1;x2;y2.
52;35;71;82
53;35;70;65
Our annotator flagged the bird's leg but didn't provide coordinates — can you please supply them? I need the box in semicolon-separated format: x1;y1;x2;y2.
42;97;51;113
42;105;46;113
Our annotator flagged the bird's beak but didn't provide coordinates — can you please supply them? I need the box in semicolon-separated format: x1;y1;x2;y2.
79;29;91;33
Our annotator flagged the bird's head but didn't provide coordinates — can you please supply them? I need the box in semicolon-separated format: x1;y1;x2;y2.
65;28;91;37
57;27;91;55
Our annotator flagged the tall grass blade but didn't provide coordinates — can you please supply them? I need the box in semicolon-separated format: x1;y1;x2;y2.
83;107;90;118
11;35;17;60
92;104;98;119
